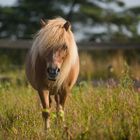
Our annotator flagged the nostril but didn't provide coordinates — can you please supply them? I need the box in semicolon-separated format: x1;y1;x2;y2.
47;68;51;73
56;68;60;73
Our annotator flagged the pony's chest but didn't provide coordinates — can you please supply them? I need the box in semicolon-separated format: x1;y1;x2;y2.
44;80;58;95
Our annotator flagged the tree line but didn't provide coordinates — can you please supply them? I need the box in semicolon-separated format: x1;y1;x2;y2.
0;0;140;42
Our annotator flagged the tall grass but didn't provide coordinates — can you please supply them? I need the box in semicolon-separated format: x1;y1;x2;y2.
0;66;140;140
80;50;140;80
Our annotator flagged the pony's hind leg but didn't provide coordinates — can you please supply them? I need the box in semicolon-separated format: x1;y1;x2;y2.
38;90;51;130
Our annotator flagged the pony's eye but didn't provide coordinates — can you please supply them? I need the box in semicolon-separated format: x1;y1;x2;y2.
62;45;67;50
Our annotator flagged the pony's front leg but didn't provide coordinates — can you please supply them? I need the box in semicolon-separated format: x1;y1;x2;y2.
38;90;50;130
55;89;69;122
55;94;65;122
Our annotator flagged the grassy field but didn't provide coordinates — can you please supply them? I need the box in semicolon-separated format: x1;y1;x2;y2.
0;65;140;140
0;49;140;139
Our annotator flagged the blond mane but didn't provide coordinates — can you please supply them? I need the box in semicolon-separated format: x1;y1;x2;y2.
30;17;78;89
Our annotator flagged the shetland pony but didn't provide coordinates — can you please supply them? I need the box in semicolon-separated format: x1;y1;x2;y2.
26;17;79;130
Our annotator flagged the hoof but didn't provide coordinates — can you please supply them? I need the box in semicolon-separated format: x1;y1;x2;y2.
59;109;65;122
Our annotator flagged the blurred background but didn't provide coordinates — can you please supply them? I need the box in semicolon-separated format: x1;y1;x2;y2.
0;0;140;86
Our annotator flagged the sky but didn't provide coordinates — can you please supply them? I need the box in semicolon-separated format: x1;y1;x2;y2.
0;0;16;6
0;0;140;7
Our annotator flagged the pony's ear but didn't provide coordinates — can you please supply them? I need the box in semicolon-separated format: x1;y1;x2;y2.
40;18;46;27
63;21;71;31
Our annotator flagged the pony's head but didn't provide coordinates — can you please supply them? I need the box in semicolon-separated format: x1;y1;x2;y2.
45;43;68;81
31;17;78;88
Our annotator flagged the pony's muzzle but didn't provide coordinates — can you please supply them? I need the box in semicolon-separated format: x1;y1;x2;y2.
47;67;60;81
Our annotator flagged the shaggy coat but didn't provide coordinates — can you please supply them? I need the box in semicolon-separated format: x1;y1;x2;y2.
25;17;79;130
